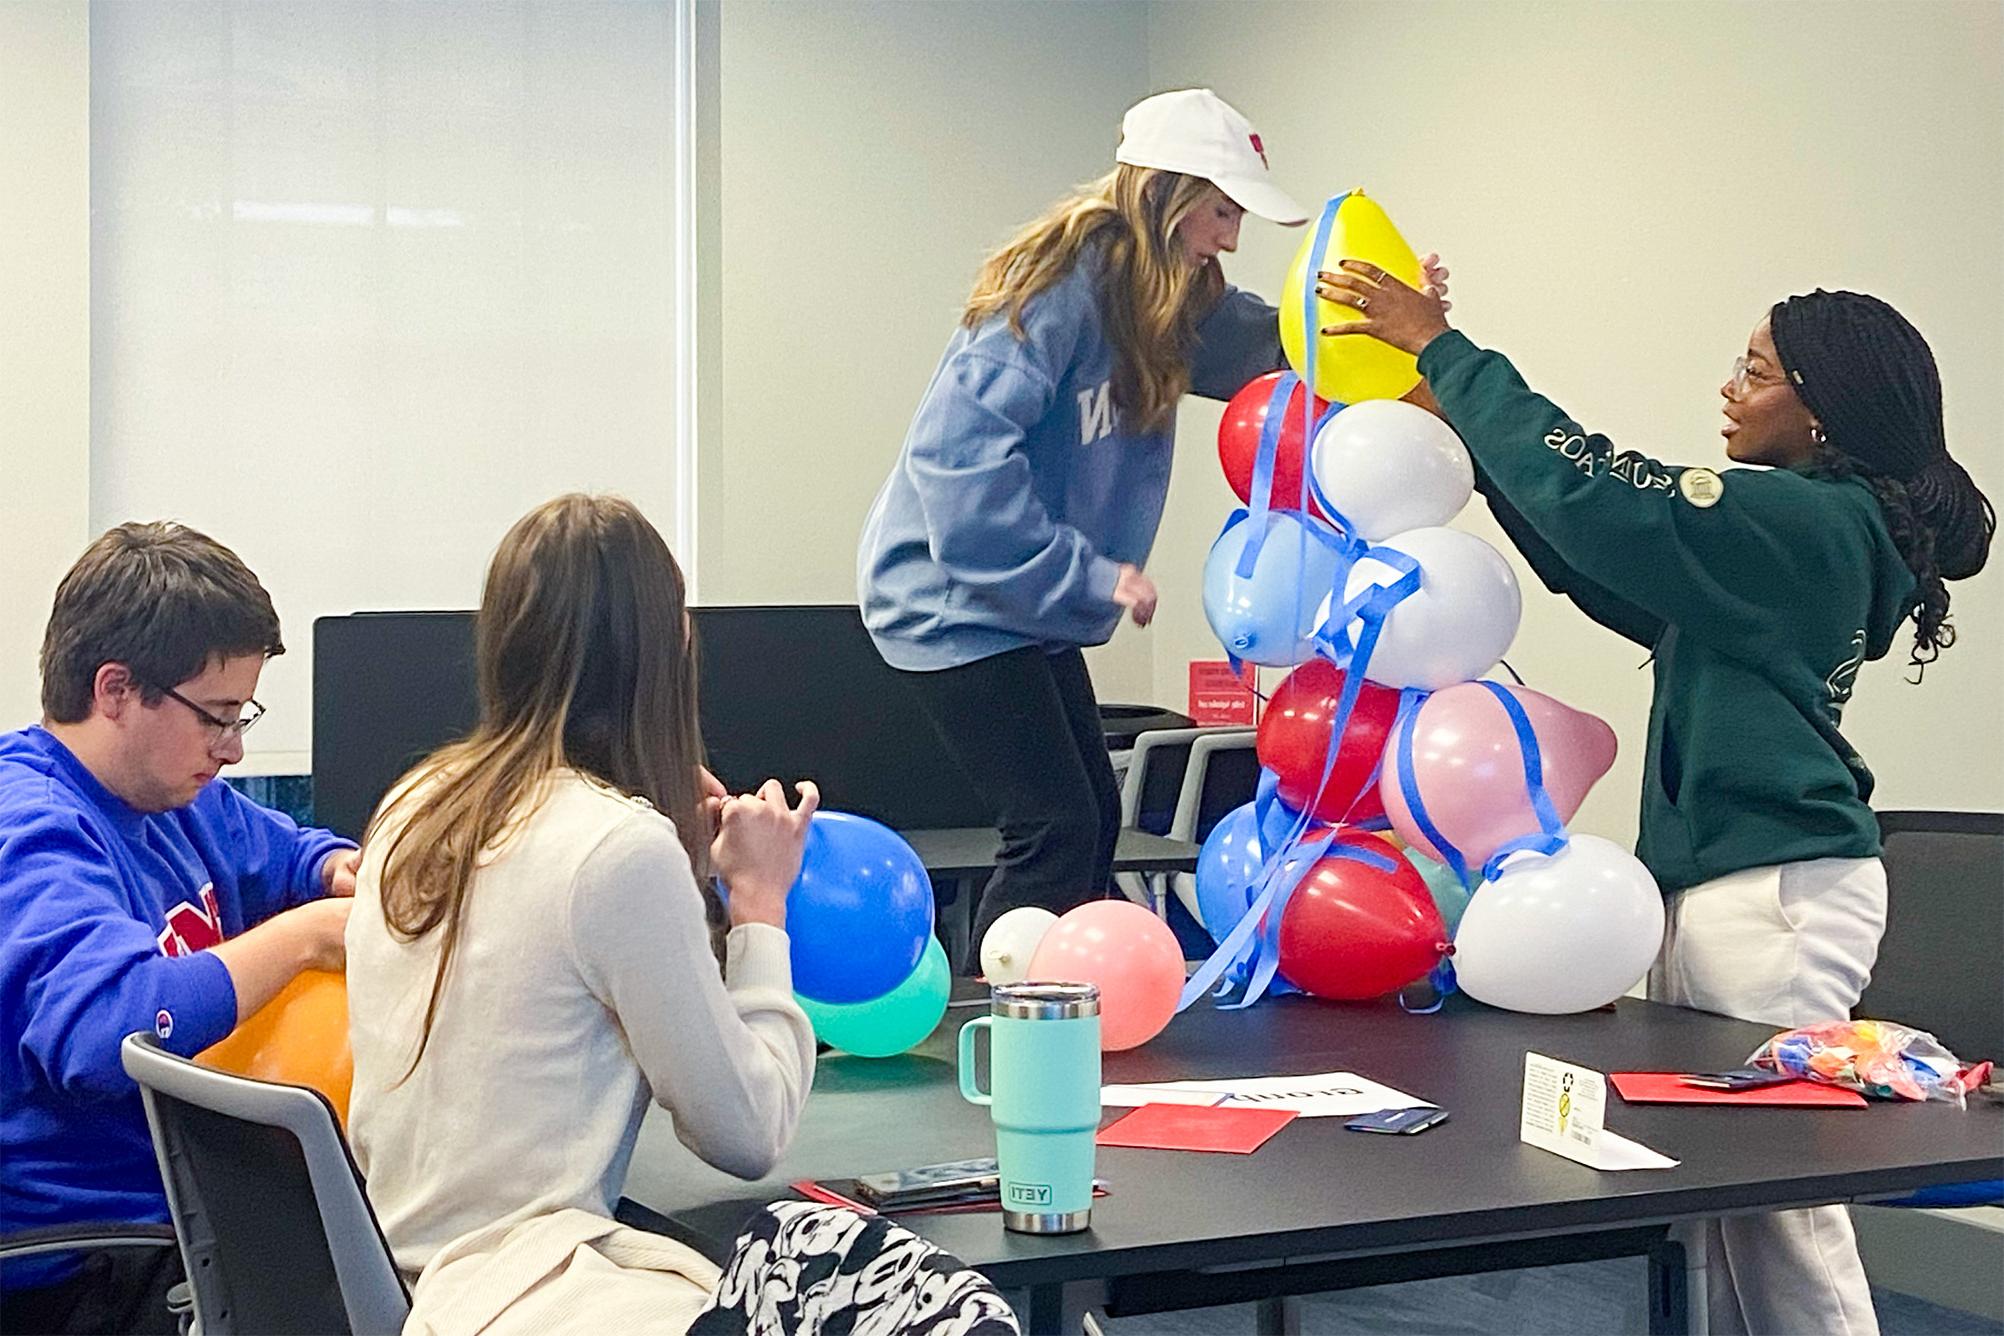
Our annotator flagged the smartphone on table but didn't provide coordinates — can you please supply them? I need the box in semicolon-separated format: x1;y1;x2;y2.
853;1158;1000;1209
1345;1107;1449;1135
1679;1068;1797;1091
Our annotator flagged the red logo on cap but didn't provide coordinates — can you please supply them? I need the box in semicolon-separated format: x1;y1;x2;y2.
1249;132;1268;169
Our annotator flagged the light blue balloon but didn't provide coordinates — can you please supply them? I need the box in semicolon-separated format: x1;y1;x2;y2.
1195;802;1265;945
1402;848;1478;936
1202;511;1345;667
1195;788;1320;948
797;936;950;1058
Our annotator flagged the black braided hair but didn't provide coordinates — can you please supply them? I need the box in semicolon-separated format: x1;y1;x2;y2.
1771;290;1995;678
1799;447;1956;677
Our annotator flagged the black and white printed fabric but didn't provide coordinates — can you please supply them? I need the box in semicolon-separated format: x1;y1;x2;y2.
689;1201;1021;1336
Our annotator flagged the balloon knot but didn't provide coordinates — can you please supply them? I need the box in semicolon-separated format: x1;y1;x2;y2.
1438;941;1455;957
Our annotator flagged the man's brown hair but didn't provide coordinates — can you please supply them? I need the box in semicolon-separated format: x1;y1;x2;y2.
40;522;284;723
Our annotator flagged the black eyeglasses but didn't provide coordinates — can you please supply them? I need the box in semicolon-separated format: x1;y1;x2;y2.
156;685;266;742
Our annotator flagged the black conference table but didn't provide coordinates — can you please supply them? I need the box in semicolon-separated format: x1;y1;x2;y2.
618;990;2003;1335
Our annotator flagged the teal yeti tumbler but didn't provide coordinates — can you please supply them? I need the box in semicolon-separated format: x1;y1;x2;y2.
958;981;1101;1234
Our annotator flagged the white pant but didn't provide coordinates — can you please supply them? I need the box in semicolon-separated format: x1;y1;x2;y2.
1650;857;1889;1336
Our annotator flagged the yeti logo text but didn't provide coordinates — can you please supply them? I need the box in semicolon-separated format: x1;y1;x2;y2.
1007;1182;1053;1206
1078;381;1115;444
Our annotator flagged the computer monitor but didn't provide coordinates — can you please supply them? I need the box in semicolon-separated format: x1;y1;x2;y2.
311;612;478;841
311;606;995;841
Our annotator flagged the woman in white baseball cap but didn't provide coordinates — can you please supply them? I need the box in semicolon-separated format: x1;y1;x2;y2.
858;89;1440;948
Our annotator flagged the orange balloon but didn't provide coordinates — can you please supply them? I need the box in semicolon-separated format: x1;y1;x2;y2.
197;969;352;1126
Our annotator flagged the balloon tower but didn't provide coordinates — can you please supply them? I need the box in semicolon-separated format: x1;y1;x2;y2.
1191;190;1664;1016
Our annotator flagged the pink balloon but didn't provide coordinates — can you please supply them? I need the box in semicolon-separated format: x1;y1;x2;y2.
1028;900;1186;1052
1377;683;1617;873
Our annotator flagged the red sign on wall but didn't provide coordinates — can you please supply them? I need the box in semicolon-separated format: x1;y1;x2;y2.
1188;660;1258;726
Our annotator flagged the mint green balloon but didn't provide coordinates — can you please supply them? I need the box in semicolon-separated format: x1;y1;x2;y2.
1403;848;1479;937
798;936;950;1058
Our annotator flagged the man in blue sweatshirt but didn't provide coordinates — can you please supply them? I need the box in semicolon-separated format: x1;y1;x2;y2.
0;522;358;1334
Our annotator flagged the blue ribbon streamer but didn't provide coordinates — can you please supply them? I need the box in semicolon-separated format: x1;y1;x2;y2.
1400;956;1459;1015
1179;536;1424;1013
1471;680;1569;882
1392;677;1573;892
1183;191;1469;1014
1392;687;1473;890
1235;188;1350;583
1234;373;1298;581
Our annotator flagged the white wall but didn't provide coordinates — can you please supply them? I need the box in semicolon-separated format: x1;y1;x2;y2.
1148;0;2004;847
703;0;1155;698
89;1;694;775
0;1;92;725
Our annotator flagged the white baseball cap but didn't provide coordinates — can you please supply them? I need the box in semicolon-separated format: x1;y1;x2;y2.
1115;88;1309;226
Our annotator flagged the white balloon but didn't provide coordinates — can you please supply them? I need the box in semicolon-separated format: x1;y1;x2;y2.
1451;835;1665;1015
1330;526;1521;690
979;906;1059;985
1310;400;1474;541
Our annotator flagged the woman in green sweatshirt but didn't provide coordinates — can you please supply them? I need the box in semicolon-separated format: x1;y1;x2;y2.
1317;262;1992;1336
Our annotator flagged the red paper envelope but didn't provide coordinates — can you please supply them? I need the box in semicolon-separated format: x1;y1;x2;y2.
1611;1072;1868;1108
1096;1101;1298;1153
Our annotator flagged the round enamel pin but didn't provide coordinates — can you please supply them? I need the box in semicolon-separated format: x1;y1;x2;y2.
1678;468;1724;508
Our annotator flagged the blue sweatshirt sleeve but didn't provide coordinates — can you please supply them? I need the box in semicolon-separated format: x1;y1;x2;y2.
901;347;1124;633
1188;285;1284;400
3;812;238;1098
205;784;352;924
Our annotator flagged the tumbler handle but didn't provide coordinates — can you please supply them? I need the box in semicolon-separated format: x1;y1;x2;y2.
958;1016;993;1106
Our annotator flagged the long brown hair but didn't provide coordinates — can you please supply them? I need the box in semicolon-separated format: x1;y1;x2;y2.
962;165;1227;433
368;494;710;1075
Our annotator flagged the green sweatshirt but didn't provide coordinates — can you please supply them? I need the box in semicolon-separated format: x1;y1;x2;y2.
1416;331;1915;894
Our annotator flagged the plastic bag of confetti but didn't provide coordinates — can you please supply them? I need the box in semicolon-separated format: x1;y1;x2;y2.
1748;1019;1988;1106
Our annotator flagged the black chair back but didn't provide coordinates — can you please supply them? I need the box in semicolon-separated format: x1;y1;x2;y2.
161;1101;351;1333
121;1035;410;1335
1855;810;2004;1062
1134;740;1196;835
1194;744;1262;843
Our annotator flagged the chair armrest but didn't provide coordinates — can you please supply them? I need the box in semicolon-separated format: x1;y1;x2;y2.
0;1223;178;1261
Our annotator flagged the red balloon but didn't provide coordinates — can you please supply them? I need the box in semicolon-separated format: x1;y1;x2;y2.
1218;371;1331;519
1257;658;1400;825
1276;835;1446;1000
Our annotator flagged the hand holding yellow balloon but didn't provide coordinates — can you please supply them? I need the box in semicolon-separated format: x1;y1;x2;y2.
1279;190;1426;404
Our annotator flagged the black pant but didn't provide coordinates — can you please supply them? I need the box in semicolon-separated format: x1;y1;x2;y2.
900;646;1119;948
1;1247;184;1335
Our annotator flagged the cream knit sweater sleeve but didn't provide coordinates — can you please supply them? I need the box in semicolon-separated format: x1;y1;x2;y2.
564;810;815;1180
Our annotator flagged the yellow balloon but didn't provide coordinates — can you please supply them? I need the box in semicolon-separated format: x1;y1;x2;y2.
1279;190;1426;404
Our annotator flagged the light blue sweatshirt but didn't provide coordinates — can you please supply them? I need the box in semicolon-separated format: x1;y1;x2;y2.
858;249;1282;671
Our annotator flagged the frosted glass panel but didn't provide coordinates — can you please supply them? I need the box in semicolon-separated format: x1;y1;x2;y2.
90;0;693;772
